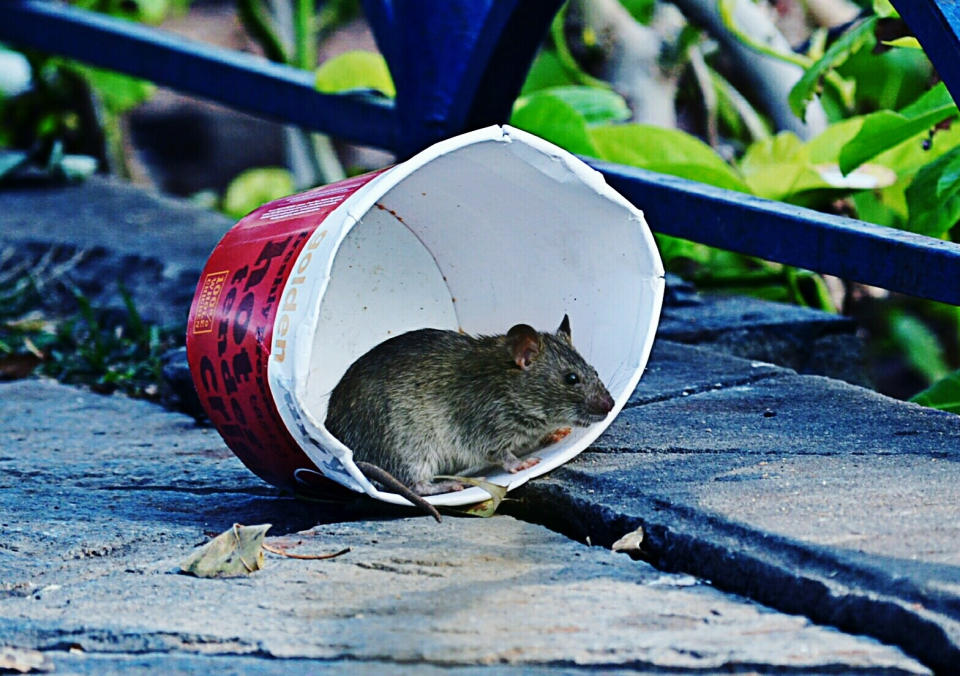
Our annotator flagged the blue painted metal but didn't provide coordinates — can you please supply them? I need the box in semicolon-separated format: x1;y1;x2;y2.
0;0;557;158
891;1;960;109
590;159;960;306
0;0;397;150
361;0;561;157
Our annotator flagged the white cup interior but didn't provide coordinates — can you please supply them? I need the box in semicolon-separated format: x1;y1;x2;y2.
268;126;664;507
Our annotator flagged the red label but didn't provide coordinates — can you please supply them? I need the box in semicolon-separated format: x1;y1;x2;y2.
185;169;387;493
192;270;229;334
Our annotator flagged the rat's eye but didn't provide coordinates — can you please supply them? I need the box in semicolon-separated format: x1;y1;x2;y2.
564;372;580;386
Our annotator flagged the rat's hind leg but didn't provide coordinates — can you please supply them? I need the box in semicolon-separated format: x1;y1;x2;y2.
489;448;540;473
415;479;465;495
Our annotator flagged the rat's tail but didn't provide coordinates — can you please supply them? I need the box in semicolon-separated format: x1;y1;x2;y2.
355;461;442;523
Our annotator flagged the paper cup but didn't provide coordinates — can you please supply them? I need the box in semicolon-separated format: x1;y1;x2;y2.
186;125;664;508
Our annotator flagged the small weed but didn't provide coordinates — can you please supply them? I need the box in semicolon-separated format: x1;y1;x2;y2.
0;266;182;400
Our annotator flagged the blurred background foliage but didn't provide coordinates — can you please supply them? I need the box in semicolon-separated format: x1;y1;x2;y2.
0;0;958;412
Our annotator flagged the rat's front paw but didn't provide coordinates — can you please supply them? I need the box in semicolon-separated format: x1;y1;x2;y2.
505;456;540;473
540;427;572;446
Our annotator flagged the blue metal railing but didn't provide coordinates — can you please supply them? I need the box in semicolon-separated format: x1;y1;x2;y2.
1;0;958;305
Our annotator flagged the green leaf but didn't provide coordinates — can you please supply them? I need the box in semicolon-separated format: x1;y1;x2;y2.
882;37;922;50
935;150;960;197
911;369;960;414
873;0;899;19
590;124;751;193
839;40;933;112
788;17;877;121
653;162;756;194
851;190;901;227
844;113;960;226
131;0;172;24
510;93;597;156
888;311;950;383
904;145;960;237
180;523;271;578
516;86;630;126
315;50;395;98
222;167;295;220
738;131;893;201
520;50;576;95
740;132;807;199
548;3;609;89
620;0;656;24
805;118;864;163
839;82;958;174
67;63;155;114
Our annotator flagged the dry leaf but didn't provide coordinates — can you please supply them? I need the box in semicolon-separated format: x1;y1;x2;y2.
434;475;508;518
3;311;57;334
612;526;645;556
0;646;53;673
179;523;271;578
22;337;44;360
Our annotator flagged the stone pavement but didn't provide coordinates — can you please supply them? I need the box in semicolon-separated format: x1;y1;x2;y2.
0;368;931;674
1;176;958;673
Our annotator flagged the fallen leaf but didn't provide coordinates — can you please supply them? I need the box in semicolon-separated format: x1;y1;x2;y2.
179;523;271;578
0;646;53;673
434;475;508;518
3;311;58;334
612;526;645;556
22;337;45;360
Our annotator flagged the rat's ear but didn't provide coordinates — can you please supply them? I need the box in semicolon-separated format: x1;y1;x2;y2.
557;314;572;344
507;324;541;370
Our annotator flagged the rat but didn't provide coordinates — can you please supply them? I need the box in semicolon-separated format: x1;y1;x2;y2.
325;315;615;511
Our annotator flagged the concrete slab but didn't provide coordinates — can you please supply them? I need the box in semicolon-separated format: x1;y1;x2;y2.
0;176;231;270
0;176;231;326
629;338;788;406
0;378;928;673
659;292;868;386
515;341;960;672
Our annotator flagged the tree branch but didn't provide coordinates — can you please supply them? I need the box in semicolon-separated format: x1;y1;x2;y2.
673;0;828;139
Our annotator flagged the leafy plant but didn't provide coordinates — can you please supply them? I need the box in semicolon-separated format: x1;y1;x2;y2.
314;49;395;97
222;166;296;219
911;369;960;414
231;0;366;194
221;0;378;213
0;1;186;176
506;0;960;409
0;269;182;400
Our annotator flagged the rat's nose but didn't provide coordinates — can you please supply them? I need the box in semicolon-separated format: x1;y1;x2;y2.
588;390;615;415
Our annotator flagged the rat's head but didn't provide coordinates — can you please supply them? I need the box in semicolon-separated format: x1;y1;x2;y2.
505;315;615;427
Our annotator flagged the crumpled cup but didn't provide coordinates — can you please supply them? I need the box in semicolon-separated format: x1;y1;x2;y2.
186;125;664;508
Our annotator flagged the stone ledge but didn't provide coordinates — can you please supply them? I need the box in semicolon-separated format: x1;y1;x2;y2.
513;348;960;672
659;282;868;387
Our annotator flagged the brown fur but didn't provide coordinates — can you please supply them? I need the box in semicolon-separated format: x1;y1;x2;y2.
326;316;614;496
